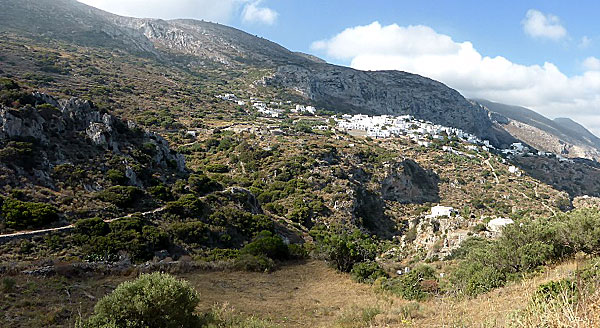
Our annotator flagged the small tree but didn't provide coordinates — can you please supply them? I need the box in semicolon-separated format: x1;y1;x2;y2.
81;273;202;328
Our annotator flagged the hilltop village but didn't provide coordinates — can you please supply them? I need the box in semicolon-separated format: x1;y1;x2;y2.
216;93;572;163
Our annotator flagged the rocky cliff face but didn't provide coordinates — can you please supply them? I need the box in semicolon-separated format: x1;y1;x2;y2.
380;160;440;204
265;65;515;147
0;92;185;189
111;18;313;67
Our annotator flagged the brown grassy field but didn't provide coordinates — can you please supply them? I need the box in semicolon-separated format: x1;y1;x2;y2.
0;259;593;328
184;260;583;328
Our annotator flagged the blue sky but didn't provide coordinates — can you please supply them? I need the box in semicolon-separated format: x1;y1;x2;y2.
241;0;597;75
79;0;600;134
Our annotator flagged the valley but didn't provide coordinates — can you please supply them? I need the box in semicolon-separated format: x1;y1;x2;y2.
1;0;600;327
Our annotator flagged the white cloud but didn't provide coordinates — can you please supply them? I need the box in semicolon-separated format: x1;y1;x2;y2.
583;57;600;71
77;0;277;25
241;1;278;25
312;21;600;136
522;9;567;40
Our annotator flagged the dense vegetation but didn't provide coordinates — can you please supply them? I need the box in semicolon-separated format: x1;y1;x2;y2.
450;208;600;296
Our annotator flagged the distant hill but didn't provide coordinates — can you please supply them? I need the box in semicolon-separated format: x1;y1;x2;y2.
475;99;600;160
0;0;516;147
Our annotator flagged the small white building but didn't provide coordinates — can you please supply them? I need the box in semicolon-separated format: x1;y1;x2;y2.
487;218;514;233
427;205;456;218
508;165;521;176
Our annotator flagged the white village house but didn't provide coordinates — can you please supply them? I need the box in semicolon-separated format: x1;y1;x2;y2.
427;205;456;218
487;218;515;234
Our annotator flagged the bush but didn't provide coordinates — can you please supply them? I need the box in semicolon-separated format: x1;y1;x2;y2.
449;261;506;297
106;169;128;185
534;279;577;303
81;273;202;328
205;163;229;173
77;217;169;262
0;78;20;91
74;217;109;237
209;208;273;238
288;243;309;259
382;265;437;301
188;174;222;195
350;261;388;284
96;186;144;208
311;227;380;272
234;254;275;272
147;184;173;202
165;194;205;218
1;198;59;229
0;141;35;169
1;277;16;293
168;221;210;246
240;231;289;260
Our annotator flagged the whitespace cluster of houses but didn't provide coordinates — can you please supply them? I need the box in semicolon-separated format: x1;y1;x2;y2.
334;114;490;148
217;94;573;163
216;93;316;118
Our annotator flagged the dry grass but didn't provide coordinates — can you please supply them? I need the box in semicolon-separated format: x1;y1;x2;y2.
184;260;398;327
0;259;592;328
507;259;600;328
184;260;584;328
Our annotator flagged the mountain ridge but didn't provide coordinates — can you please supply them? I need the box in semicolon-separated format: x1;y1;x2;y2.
0;0;514;147
475;99;600;160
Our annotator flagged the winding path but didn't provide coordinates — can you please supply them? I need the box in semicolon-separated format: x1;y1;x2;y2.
0;206;166;243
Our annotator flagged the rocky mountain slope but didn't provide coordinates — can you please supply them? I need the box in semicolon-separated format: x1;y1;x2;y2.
476;99;600;160
0;0;513;147
265;66;515;147
0;79;186;226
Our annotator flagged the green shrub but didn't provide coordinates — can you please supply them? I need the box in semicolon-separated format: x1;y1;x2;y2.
96;186;144;208
288;243;309;259
81;273;202;328
350;261;388;284
106;169;128;185
205;163;229;173
199;248;240;262
534;279;577;303
0;78;20;91
74;217;109;237
1;277;16;293
382;265;437;301
558;208;600;255
78;217;169;262
147;184;173;202
209;208;273;238
311;227;380;272
449;261;506;297
0;141;35;169
1;198;59;229
240;231;289;260
168;221;210;246
449;216;570;296
188;174;222;195
234;254;275;272
165;194;205;218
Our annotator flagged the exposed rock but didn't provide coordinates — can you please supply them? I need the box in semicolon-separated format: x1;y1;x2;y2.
381;160;440;204
0;92;186;189
265;65;516;147
476;99;600;160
